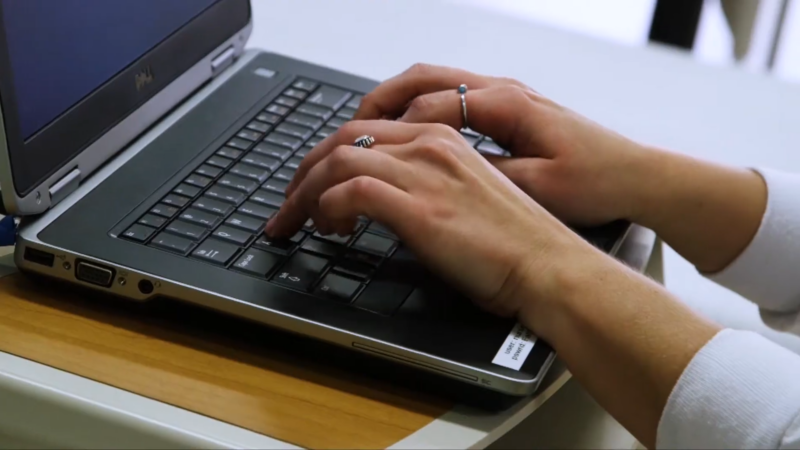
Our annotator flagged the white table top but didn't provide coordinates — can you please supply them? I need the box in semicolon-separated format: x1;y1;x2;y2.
4;0;800;448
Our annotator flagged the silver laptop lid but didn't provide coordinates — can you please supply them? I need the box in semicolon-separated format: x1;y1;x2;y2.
0;0;252;215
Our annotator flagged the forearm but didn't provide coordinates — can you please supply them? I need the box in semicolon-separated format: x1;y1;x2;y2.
519;252;720;448
630;147;766;273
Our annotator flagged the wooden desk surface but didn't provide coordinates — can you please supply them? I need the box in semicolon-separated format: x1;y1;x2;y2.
0;273;451;449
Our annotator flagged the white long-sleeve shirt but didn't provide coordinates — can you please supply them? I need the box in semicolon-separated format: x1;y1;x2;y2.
657;169;800;449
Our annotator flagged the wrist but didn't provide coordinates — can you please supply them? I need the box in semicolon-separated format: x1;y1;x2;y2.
514;242;619;343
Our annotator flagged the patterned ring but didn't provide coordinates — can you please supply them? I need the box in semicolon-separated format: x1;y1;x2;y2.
353;135;376;148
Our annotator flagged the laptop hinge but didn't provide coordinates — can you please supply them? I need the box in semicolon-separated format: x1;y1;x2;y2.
210;45;236;77
49;168;81;206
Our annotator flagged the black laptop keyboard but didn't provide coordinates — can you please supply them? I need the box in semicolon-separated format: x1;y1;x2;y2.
119;78;509;315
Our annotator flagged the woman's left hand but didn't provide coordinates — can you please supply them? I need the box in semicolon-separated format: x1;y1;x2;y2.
265;120;602;317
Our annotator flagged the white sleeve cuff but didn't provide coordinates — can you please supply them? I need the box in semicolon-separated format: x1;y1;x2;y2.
708;169;800;313
657;329;800;449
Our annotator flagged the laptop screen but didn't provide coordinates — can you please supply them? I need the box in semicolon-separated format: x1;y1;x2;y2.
1;0;218;140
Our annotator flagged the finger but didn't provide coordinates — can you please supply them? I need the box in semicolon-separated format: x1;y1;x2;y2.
268;144;413;237
398;84;553;157
317;176;416;239
286;120;425;198
487;156;552;197
355;63;497;120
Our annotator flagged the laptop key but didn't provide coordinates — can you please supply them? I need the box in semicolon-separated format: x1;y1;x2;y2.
122;224;156;242
245;120;271;134
225;214;265;233
165;220;208;241
206;155;234;169
150;232;194;254
195;164;222;178
238;201;277;220
184;173;213;189
226;137;251;151
173;183;201;198
241;152;283;171
206;185;245;205
213;226;252;246
313;231;351;246
353;278;413;316
272;251;328;291
137;214;166;229
273;168;296;182
232;248;282;277
345;250;382;267
286;112;322;130
150;203;180;218
161;194;190;208
353;233;396;257
253;142;292;161
179;208;221;228
326;116;347;129
276;123;313;140
367;221;398;239
315;126;337;139
303;218;315;232
336;107;357;120
217;174;258;194
461;134;480;147
229;163;270;183
295;146;312;159
290;231;307;244
332;260;374;281
256;112;280;124
262;178;289;195
307;86;352;110
346;95;362;110
237;128;263;142
292;79;319;92
275;96;299;108
301;238;342;257
283;88;308;100
284;157;303;171
265;104;291;116
477;139;504;156
250;190;285;209
191;238;239;266
193;197;234;216
314;274;362;304
253;235;295;255
215;146;243;160
265;133;302;151
296;103;332;120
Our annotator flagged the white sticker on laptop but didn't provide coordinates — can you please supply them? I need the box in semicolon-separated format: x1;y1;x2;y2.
492;323;536;371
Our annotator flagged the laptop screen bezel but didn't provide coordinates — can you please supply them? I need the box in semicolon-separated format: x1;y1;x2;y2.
0;0;251;198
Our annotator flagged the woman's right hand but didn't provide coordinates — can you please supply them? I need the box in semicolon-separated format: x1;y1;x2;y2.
354;63;655;227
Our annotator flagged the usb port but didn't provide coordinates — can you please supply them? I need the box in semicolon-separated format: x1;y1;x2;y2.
23;247;55;267
75;261;114;287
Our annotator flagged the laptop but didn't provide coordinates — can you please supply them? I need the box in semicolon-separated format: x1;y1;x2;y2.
0;0;629;398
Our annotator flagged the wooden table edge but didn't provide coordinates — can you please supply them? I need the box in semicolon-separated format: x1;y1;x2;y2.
0;226;657;449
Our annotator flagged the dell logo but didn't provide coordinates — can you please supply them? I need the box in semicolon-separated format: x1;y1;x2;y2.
135;66;154;91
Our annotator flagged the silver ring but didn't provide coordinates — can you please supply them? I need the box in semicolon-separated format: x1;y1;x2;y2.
353;135;375;148
458;84;468;130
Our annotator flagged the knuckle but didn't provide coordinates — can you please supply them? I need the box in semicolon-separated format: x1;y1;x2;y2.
349;176;376;200
329;145;354;168
407;62;432;76
498;77;530;90
408;95;432;115
422;137;458;162
337;120;363;139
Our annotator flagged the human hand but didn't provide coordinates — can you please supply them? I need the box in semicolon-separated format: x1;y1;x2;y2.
354;63;653;227
266;120;604;318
